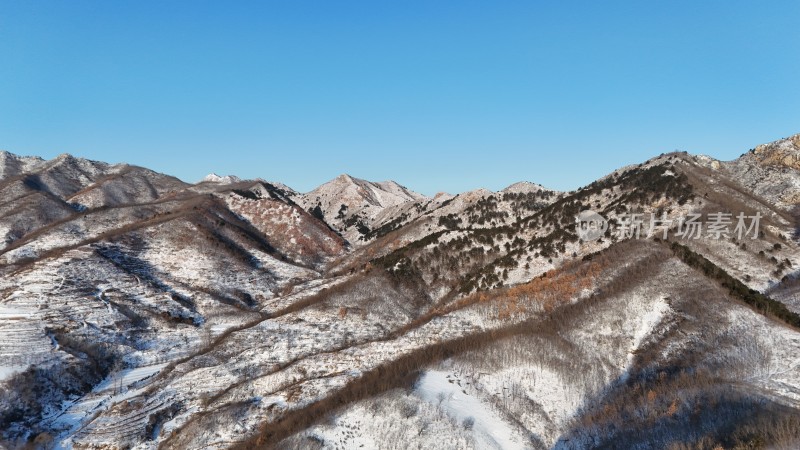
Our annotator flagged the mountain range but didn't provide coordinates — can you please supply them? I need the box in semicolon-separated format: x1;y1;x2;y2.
0;133;799;449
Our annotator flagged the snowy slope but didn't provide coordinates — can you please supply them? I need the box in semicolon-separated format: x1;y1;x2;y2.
1;132;800;449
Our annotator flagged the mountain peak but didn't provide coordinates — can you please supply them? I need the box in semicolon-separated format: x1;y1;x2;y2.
201;173;242;184
748;133;800;170
295;174;427;242
335;173;355;183
501;181;553;194
54;152;76;162
0;150;46;180
0;150;44;163
312;174;425;200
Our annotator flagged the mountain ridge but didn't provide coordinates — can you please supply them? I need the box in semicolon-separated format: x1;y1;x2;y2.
10;134;798;207
0;133;799;449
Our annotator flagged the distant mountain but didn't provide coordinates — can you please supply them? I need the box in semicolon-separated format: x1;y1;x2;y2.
0;151;344;272
501;180;555;194
201;173;242;184
293;174;427;243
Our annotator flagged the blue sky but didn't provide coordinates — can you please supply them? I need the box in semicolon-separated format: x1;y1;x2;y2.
1;1;798;195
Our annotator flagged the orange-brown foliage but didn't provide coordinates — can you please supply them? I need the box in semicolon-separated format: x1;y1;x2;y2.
494;260;605;319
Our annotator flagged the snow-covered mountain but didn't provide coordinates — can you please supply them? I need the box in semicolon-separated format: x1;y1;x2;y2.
292;174;428;243
724;133;800;210
1;133;800;449
201;173;243;184
501;180;554;195
0;151;45;178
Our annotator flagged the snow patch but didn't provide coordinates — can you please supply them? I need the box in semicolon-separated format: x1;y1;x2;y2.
415;370;528;450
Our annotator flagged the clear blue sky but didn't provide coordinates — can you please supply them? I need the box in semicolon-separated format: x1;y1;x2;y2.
1;1;798;195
